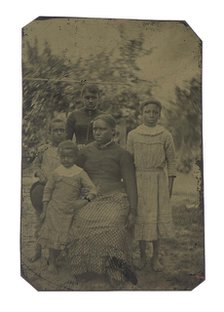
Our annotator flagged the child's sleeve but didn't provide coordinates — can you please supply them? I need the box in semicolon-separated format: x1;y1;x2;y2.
79;170;97;196
42;173;55;202
126;131;134;155
66;113;76;140
32;146;44;171
165;132;177;177
32;144;48;178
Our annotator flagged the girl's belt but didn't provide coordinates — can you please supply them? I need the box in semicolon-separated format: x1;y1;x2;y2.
136;167;164;172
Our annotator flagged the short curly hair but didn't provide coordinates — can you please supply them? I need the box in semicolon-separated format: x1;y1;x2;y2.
49;118;66;132
140;99;162;113
81;84;100;97
57;140;79;156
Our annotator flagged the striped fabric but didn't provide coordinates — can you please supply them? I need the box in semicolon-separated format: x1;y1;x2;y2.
127;125;176;241
135;169;174;241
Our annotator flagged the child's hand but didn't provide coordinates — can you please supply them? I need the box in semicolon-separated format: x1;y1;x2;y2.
168;176;175;198
40;209;46;222
35;169;47;184
40;202;48;221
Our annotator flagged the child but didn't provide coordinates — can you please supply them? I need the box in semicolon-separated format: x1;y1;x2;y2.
29;118;66;262
66;84;103;146
38;140;97;273
127;100;176;271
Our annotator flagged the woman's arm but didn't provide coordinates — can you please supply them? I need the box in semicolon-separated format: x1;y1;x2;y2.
120;150;138;215
79;170;97;201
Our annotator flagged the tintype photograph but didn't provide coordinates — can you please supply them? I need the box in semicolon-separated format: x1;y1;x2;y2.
21;17;203;291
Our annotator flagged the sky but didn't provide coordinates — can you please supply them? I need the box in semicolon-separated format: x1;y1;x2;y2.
22;17;201;103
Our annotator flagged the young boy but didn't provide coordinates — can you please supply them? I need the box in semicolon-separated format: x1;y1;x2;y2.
39;140;97;273
29;118;66;262
66;84;103;147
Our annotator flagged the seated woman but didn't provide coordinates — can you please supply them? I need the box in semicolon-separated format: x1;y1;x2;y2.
68;114;138;287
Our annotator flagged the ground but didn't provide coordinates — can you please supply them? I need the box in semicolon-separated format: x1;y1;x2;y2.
21;166;204;291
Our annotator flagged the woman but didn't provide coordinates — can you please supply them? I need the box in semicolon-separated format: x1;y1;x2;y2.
68;114;138;287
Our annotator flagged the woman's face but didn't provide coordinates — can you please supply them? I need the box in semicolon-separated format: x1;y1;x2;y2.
93;119;114;145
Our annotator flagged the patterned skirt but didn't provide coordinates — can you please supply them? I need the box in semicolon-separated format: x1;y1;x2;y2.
68;192;134;280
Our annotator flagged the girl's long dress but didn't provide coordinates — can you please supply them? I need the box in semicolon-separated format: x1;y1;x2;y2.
39;165;96;250
127;125;176;241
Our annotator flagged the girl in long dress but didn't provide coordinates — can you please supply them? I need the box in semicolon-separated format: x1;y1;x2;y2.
127;100;176;271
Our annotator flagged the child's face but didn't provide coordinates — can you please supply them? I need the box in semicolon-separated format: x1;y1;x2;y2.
51;122;66;145
83;91;99;111
60;150;76;168
142;103;161;127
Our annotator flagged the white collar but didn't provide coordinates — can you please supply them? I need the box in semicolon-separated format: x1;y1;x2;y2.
55;165;82;177
136;124;165;136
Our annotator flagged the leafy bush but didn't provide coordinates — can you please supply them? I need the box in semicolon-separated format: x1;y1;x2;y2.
164;78;202;173
22;35;202;173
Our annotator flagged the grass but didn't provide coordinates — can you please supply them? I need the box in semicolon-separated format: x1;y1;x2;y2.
21;170;205;291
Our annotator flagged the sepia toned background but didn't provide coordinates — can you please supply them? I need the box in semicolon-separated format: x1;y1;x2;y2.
21;17;203;291
1;0;224;309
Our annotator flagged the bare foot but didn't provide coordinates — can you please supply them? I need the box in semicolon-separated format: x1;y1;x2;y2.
136;255;147;270
152;259;163;272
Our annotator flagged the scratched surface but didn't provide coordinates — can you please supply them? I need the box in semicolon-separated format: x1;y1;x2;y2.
21;17;203;290
21;167;204;291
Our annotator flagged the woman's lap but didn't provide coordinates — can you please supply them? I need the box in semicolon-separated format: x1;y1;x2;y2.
68;192;131;275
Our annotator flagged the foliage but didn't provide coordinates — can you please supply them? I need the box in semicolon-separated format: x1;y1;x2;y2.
22;32;153;165
164;78;202;173
22;34;202;173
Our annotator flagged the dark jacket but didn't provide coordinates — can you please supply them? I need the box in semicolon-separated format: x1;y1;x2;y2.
66;108;102;144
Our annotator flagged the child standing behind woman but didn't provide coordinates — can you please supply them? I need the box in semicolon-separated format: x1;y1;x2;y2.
127;100;176;272
29;118;66;262
39;140;97;273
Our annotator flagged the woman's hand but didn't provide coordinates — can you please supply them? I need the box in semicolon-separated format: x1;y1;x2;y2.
84;193;96;202
126;212;136;231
